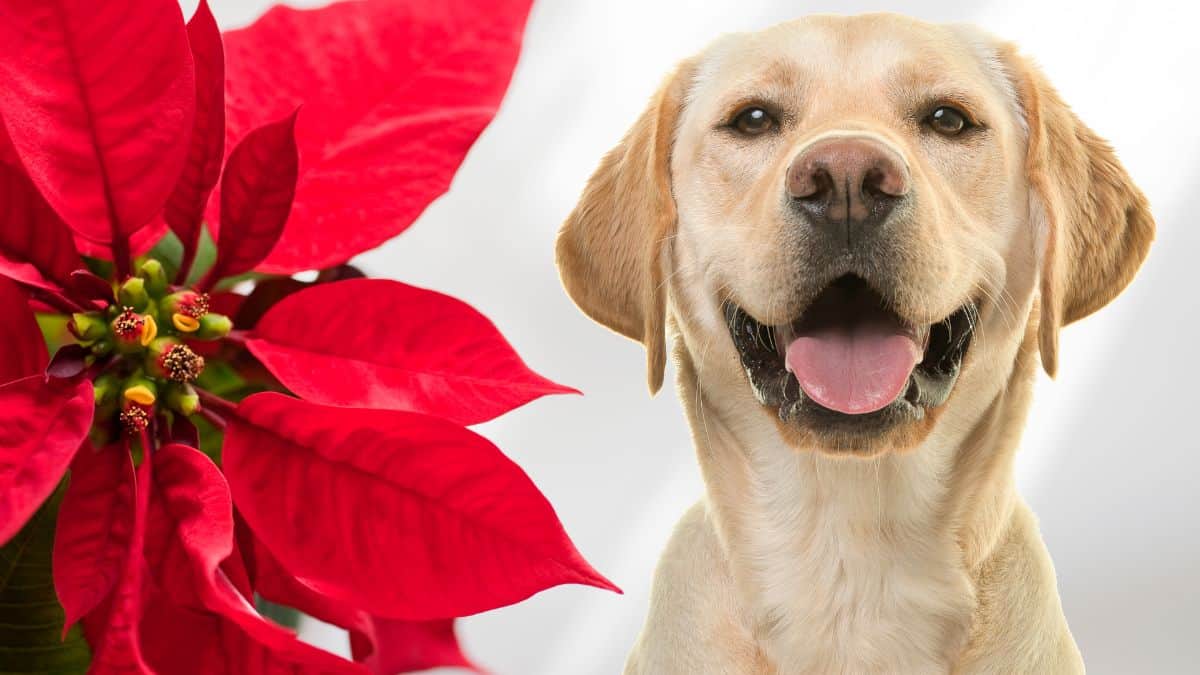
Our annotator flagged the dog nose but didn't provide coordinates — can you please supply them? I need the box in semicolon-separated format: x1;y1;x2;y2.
786;137;910;242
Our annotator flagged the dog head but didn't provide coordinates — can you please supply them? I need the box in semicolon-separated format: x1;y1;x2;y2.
557;14;1153;456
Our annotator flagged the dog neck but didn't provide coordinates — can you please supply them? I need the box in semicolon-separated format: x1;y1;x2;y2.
672;322;1039;673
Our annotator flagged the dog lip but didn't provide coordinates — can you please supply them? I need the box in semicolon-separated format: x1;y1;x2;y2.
722;276;977;436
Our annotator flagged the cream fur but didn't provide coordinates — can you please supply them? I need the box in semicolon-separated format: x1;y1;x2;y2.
556;13;1153;674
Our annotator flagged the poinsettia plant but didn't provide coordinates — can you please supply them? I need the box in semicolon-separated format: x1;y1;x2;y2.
0;0;617;672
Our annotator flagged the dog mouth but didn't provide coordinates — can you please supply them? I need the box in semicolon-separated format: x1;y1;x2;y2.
723;274;976;434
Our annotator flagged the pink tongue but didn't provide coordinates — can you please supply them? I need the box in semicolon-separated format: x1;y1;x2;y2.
785;327;922;415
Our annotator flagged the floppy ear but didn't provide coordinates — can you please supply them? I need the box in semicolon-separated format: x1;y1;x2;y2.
555;62;693;395
1002;46;1155;377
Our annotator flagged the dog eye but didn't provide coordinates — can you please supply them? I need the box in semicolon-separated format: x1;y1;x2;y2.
927;106;971;136
732;106;774;135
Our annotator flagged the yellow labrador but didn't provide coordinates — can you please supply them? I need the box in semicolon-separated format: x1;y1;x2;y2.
556;13;1153;675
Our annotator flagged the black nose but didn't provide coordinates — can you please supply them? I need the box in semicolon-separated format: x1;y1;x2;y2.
786;136;910;245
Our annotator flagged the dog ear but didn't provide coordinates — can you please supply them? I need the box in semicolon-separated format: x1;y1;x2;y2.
1001;46;1155;377
555;62;693;395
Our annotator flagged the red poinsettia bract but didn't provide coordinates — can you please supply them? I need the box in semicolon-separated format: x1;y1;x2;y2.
0;0;615;672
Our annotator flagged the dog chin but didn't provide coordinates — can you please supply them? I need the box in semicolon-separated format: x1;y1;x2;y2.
723;274;977;456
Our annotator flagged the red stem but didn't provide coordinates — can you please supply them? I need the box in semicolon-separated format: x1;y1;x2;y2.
196;387;238;417
195;264;219;294
139;427;156;458
175;249;194;286
225;330;249;345
175;224;203;285
84;355;117;380
30;287;86;315
197;406;228;430
111;233;131;281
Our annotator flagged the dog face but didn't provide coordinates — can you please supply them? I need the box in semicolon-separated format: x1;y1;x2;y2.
558;14;1153;456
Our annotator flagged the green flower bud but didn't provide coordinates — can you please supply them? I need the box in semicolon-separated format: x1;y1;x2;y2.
194;313;232;340
146;337;175;359
69;312;107;342
90;338;114;357
92;375;121;445
93;373;119;407
118;277;149;311
138;259;169;297
166;383;200;416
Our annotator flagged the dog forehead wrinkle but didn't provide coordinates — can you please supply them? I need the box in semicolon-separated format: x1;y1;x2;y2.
689;19;851;106
689;56;799;126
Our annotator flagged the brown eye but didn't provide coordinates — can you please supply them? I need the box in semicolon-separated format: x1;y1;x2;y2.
928;106;969;136
732;106;773;135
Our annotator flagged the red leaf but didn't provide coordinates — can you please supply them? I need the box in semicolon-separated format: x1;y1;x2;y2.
232;264;362;330
233;277;304;329
0;375;92;545
65;269;116;307
0;276;48;383
88;455;153;675
251;534;372;644
218;0;534;273
246;279;576;425
0;120;18;167
248;535;467;675
167;416;201;450
0;162;82;291
138;590;232;675
139;586;365;675
221;538;254;602
202;111;299;289
352;618;481;675
164;0;226;260
53;444;136;635
144;443;233;610
73;220;166;262
208;290;246;319
0;0;195;247
145;443;363;674
225;393;618;620
46;344;90;379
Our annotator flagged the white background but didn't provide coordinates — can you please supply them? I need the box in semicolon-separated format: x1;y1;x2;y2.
195;1;1200;673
